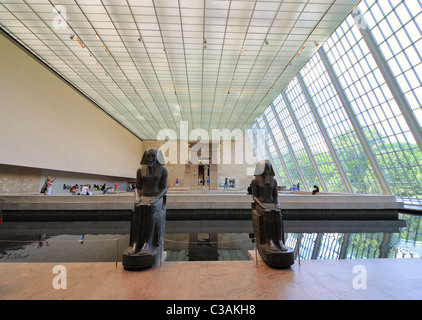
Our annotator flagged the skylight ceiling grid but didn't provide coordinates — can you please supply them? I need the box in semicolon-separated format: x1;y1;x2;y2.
230;1;361;132
0;0;360;140
0;1;161;139
223;2;322;130
101;2;179;133
91;1;173;135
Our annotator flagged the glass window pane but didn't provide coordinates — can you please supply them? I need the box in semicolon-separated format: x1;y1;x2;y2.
250;0;422;205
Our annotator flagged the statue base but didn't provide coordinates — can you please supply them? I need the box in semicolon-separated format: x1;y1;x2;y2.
256;245;294;268
122;247;161;270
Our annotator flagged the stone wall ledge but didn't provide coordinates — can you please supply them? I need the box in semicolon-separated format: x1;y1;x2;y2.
0;192;404;211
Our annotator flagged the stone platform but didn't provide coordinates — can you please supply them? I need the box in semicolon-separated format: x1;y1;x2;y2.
1;258;421;300
0;191;405;224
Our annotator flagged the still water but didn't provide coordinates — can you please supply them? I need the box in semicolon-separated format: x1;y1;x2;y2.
0;214;420;263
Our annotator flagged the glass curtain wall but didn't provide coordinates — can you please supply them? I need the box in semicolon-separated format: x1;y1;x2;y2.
301;53;384;195
249;0;422;205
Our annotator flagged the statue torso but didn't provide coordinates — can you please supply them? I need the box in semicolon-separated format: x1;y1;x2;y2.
253;176;277;203
137;165;166;197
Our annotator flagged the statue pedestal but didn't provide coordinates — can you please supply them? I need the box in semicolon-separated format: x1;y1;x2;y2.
122;247;161;270
256;246;294;268
249;248;294;268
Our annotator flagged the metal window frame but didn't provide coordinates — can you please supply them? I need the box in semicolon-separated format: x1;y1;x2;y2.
270;103;310;191
254;117;284;185
297;72;354;193
319;47;393;195
262;112;294;186
300;52;381;195
281;90;328;191
352;8;422;151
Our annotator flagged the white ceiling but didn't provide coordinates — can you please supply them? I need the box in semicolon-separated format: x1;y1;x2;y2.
0;0;360;140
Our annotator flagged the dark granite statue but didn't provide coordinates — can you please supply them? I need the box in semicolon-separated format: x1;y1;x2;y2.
251;160;294;268
122;148;168;270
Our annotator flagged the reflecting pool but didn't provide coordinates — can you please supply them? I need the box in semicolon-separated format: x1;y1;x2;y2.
0;213;420;263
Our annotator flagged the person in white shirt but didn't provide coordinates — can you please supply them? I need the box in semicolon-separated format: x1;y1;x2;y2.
81;184;92;196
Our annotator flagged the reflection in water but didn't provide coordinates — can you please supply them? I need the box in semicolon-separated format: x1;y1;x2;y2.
0;214;420;262
38;234;48;249
0;234;130;263
188;233;219;261
286;232;421;260
164;233;254;262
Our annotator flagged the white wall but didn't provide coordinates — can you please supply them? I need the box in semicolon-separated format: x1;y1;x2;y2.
0;32;143;178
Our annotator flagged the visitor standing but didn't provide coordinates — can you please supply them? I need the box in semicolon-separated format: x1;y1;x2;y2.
44;176;56;195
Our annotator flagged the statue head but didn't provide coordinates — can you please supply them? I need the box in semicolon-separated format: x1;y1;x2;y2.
254;160;275;176
141;148;165;167
254;160;275;185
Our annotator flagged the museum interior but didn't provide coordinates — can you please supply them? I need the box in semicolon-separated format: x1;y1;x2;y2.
0;0;421;301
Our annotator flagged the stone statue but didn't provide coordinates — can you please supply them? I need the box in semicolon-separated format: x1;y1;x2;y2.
122;148;168;270
251;160;294;268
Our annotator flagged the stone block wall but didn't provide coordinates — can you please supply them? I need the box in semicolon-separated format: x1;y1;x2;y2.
0;163;132;195
0;164;41;193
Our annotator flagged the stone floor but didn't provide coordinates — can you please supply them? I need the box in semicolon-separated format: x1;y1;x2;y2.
1;258;421;300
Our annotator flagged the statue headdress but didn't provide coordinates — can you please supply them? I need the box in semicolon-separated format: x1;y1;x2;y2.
254;160;275;176
140;148;165;165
